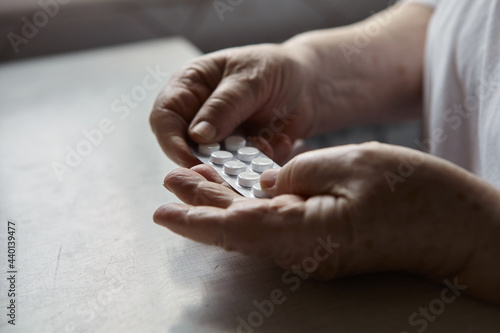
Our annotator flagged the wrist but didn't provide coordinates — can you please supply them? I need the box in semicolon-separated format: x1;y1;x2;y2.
281;32;356;136
282;28;390;135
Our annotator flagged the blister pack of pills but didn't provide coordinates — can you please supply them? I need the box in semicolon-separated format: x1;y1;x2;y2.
191;136;281;198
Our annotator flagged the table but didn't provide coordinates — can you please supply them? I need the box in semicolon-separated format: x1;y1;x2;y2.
1;37;499;333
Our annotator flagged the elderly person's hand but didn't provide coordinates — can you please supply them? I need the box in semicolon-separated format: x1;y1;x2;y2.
154;142;500;302
150;4;434;168
150;43;320;167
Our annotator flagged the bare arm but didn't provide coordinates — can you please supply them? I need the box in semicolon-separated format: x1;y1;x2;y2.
283;2;433;134
150;3;433;167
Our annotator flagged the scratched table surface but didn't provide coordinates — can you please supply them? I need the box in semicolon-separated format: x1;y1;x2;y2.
1;37;499;333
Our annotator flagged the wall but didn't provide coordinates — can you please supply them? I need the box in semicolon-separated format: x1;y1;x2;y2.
1;0;392;61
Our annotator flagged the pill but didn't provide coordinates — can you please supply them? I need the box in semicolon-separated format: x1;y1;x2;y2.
238;171;260;188
210;150;233;165
252;183;270;198
251;157;274;173
224;160;246;176
225;136;246;151
198;143;220;155
237;147;259;162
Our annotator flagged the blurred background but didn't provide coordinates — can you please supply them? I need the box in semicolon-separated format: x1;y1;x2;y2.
1;0;391;61
0;0;420;147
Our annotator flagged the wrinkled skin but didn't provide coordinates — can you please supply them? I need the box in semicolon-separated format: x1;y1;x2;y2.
150;43;320;167
155;142;499;304
150;3;500;303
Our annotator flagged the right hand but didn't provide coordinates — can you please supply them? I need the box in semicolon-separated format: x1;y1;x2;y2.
150;43;320;167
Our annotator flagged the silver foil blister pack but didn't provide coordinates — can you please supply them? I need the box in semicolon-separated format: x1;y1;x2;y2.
190;136;281;198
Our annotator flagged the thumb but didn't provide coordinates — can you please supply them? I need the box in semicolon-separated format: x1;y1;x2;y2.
189;76;261;143
261;144;380;197
260;150;337;197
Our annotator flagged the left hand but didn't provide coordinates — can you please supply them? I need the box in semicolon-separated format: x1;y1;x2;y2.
154;142;500;302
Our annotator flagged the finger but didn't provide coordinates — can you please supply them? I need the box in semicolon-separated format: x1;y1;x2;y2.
154;203;231;248
188;77;262;143
153;196;304;258
190;164;238;194
164;168;239;208
261;146;359;197
190;164;226;184
260;168;280;191
150;55;224;167
151;110;200;167
261;155;328;197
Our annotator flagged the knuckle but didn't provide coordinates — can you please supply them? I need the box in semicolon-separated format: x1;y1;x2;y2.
165;89;195;114
149;109;165;133
178;57;222;89
203;93;245;127
359;140;384;150
344;141;383;165
177;67;205;87
280;155;310;186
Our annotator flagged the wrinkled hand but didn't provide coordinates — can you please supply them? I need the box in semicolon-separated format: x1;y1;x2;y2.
154;142;482;281
149;43;319;167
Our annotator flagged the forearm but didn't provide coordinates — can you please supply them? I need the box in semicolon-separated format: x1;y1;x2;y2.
282;3;433;134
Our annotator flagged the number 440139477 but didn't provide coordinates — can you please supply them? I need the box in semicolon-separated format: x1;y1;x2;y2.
7;221;16;270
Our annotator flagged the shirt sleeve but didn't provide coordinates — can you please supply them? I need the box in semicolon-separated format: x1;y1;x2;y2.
398;0;438;7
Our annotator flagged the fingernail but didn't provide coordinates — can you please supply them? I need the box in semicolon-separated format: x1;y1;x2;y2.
191;121;216;141
260;168;279;189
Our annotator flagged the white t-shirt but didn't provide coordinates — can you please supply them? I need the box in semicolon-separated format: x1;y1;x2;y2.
402;0;500;189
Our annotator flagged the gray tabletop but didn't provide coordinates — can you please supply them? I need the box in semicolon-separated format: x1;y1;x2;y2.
0;37;499;333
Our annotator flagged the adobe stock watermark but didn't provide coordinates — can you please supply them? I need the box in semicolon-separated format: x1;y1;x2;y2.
51;65;170;182
7;0;71;54
236;235;340;333
213;0;244;21
254;105;296;145
385;69;500;192
340;0;402;64
399;277;467;333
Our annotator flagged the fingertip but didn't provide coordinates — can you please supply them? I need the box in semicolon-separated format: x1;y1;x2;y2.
260;168;280;196
156;133;200;168
189;121;217;143
153;205;166;225
163;167;180;186
165;136;200;168
177;155;202;168
190;164;215;174
190;164;224;183
163;167;193;192
153;205;172;225
153;203;185;226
